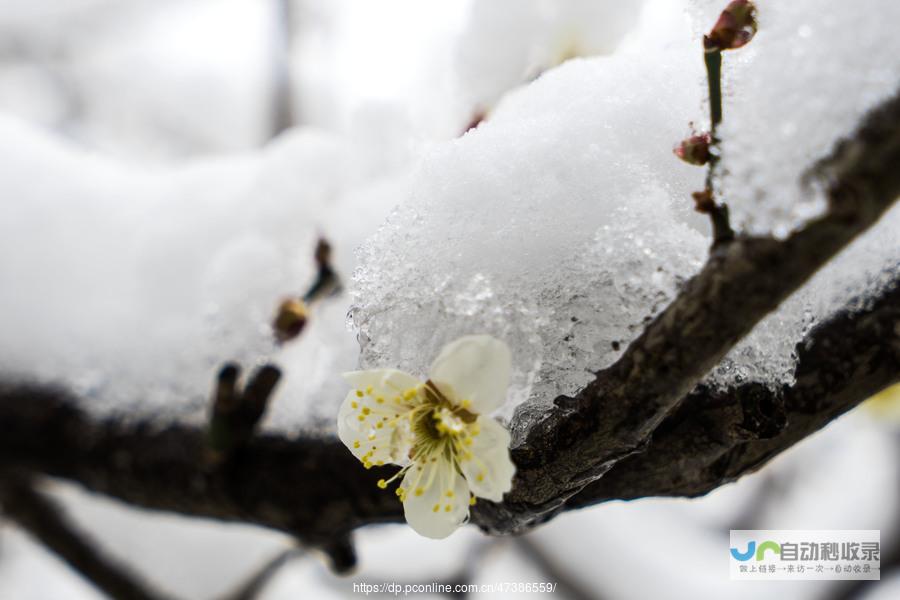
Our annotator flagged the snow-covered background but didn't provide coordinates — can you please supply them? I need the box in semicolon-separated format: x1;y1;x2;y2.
1;0;898;598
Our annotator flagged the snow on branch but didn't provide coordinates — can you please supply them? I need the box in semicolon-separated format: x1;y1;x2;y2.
491;87;900;532
2;87;900;555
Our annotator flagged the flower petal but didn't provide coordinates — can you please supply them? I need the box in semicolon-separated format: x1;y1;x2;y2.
459;417;515;502
337;387;411;467
428;335;511;414
400;458;470;539
343;369;421;404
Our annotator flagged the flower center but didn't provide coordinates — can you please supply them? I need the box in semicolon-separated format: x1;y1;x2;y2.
376;381;483;506
409;381;476;448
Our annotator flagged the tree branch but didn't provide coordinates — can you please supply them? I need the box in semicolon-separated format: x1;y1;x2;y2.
0;89;898;548
0;472;171;600
567;279;900;507
0;389;402;545
1;271;896;545
484;88;900;532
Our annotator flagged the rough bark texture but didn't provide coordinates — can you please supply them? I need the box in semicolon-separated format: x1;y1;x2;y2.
0;390;400;550
1;277;897;545
476;88;900;532
569;281;900;506
1;91;899;552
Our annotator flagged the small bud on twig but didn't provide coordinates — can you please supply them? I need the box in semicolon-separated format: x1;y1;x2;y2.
704;0;757;53
692;188;735;246
692;189;716;214
207;363;282;464
273;298;309;343
675;132;713;166
271;237;342;345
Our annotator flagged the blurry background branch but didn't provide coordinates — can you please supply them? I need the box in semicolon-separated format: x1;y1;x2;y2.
270;0;297;136
0;472;171;600
514;537;597;600
220;548;304;600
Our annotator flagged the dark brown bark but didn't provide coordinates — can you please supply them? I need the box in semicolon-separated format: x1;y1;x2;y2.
1;273;897;545
476;88;900;533
0;90;898;555
568;280;900;507
0;389;402;546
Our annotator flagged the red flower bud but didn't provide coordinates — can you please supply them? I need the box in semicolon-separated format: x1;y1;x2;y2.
704;0;757;52
674;132;712;166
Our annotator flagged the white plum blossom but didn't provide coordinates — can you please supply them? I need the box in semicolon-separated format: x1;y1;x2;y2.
337;335;516;538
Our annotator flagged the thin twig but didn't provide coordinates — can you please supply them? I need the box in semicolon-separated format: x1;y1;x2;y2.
702;46;734;245
515;536;599;600
822;429;900;600
707;199;734;246
321;539;498;598
207;363;282;464
704;49;723;127
219;548;303;600
0;473;172;600
270;0;296;136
